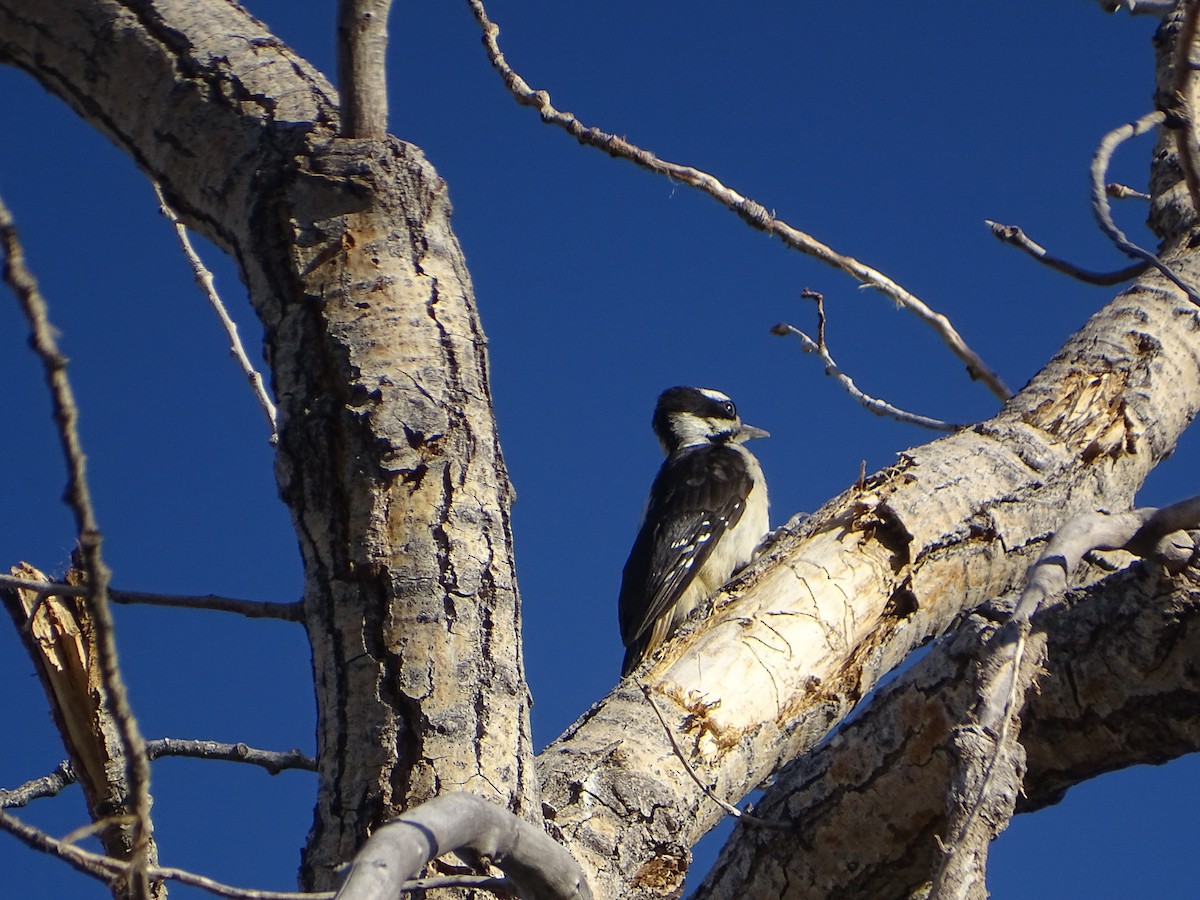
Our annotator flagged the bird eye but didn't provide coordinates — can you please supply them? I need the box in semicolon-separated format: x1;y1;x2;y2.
723;401;736;417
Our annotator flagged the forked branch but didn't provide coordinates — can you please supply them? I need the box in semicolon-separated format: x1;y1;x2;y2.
336;793;592;900
1091;110;1200;303
772;321;962;432
464;0;1012;403
929;496;1200;898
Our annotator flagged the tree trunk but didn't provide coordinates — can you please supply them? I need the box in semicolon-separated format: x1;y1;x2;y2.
0;0;537;890
3;3;1200;899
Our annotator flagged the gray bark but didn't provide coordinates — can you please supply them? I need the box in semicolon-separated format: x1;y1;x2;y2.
694;560;1200;899
535;257;1200;896
337;793;591;900
3;2;1200;900
336;0;393;139
0;0;536;890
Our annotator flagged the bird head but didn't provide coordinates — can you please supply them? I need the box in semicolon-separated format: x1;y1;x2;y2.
651;386;769;454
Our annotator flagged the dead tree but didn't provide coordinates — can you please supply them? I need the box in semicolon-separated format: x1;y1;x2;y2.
2;2;1200;899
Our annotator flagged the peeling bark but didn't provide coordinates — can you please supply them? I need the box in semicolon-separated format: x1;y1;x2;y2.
1;565;162;898
4;3;1200;900
693;562;1200;900
536;259;1200;896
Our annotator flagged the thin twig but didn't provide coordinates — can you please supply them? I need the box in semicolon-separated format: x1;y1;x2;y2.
152;183;278;441
147;738;315;774
639;684;783;829
1091;110;1200;303
986;220;1149;285
0;194;157;897
1;739;314;811
801;288;827;349
0;807;333;900
112;589;301;621
0;761;76;809
771;322;963;432
0;573;302;621
1173;0;1200;220
464;0;1012;403
0;807;121;885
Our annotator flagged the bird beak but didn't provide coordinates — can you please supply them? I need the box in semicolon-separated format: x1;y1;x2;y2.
738;423;769;441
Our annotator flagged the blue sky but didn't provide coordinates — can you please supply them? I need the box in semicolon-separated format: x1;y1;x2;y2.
2;2;1198;897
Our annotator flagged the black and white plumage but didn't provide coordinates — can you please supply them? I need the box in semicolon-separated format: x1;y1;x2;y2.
618;386;770;676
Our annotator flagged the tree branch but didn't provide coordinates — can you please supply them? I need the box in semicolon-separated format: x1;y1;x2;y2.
694;556;1200;899
152;182;278;441
147;738;316;774
930;498;1200;898
0;196;158;898
0;573;303;621
0;807;334;900
335;793;591;900
1091;110;1200;303
771;321;963;432
986;220;1149;285
1;740;314;812
463;0;1013;403
336;0;394;138
0;760;76;809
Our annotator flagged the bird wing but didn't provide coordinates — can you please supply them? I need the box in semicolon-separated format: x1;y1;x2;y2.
618;443;752;651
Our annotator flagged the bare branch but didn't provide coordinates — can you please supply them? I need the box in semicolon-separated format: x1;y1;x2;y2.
2;739;313;812
336;0;394;138
0;807;334;900
771;322;963;432
0;572;302;621
147;738;316;774
335;792;592;900
464;0;1012;403
931;496;1200;897
0;196;158;897
1173;0;1200;222
152;183;278;441
695;561;1200;899
986;220;1149;285
0;761;76;809
111;589;302;621
0;807;123;887
1091;110;1200;303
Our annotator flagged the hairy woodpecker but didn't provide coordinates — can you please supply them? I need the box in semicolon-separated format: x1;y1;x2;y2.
618;386;770;676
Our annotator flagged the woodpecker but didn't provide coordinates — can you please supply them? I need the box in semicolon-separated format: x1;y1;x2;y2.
618;386;770;676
